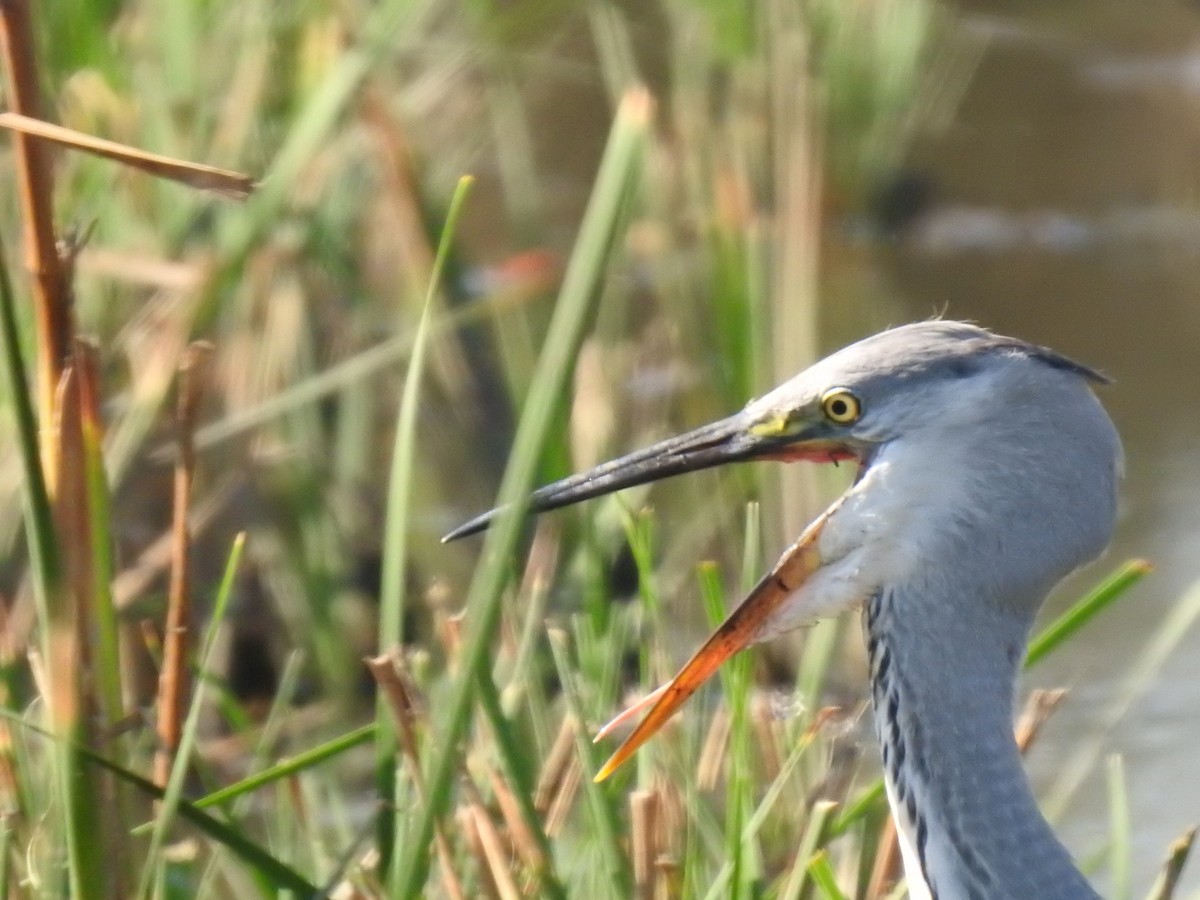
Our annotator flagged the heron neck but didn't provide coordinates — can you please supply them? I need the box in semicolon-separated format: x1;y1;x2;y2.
865;587;1099;900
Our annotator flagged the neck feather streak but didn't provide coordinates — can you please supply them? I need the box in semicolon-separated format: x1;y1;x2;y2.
865;589;1099;900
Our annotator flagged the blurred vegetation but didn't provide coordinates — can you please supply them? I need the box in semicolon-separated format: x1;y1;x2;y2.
0;0;1183;897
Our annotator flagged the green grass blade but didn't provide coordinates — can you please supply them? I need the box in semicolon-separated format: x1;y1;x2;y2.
548;628;632;896
0;708;317;895
1044;575;1200;820
392;87;651;897
705;726;825;898
795;615;843;715
695;558;756;899
0;816;10;900
379;173;474;648
138;532;247;898
375;173;473;874
0;228;80;890
1025;559;1152;668
0;231;57;653
828;779;886;839
808;850;849;900
193;723;376;811
778;799;837;900
731;504;763;897
1108;754;1131;900
80;367;124;731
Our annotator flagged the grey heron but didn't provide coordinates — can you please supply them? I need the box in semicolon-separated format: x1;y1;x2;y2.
445;321;1120;899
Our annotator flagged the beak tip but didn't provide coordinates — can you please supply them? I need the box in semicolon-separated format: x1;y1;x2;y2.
593;760;618;784
441;516;487;543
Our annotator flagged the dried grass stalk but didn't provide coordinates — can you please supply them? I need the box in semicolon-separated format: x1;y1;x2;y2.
0;0;72;468
1147;825;1197;900
154;343;213;787
366;650;467;900
0;111;256;199
630;789;658;899
487;765;547;873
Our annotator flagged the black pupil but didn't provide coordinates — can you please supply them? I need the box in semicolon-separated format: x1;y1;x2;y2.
830;398;848;417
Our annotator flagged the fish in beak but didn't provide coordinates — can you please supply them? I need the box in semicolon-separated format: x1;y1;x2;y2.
443;407;864;782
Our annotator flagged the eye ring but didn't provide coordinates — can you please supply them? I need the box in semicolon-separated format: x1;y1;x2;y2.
820;389;862;424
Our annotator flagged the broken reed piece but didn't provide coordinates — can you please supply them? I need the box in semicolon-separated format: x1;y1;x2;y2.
0;112;257;199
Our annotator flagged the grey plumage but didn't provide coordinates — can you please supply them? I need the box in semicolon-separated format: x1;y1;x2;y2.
756;322;1119;897
446;321;1122;898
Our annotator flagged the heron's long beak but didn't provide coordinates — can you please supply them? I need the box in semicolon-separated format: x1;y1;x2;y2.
443;410;851;781
442;413;768;542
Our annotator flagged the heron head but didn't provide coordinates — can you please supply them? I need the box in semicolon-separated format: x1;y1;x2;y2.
443;320;1123;780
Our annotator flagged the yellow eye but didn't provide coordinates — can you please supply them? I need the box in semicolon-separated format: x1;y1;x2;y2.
821;389;861;424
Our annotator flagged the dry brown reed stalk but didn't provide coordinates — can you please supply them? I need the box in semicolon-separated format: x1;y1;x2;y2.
1014;688;1068;752
154;342;213;788
460;778;521;900
75;248;205;292
751;695;785;780
1148;825;1197;900
139;618;163;667
630;789;659;900
486;765;547;875
365;650;467;900
0;112;256;199
74;340;118;717
696;706;731;791
0;348;118;715
654;856;681;900
50;367;86;733
543;755;581;839
328;846;383;900
436;607;466;666
284;774;309;843
865;688;1069;899
458;805;502;900
0;0;72;465
534;715;578;813
864;799;902;899
652;775;685;870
